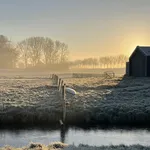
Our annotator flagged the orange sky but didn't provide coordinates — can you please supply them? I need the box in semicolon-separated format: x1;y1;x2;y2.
2;0;150;61
69;28;150;60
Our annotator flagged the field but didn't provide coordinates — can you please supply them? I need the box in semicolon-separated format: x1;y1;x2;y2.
0;70;150;126
0;78;62;125
64;75;150;126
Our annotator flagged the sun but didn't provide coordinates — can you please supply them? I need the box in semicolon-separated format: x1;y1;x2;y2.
123;35;150;57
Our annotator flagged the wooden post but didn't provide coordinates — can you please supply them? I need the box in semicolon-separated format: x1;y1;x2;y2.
51;74;67;124
55;75;57;85
54;74;56;84
58;78;61;91
60;80;64;94
53;74;56;85
54;74;57;85
62;84;66;123
60;125;66;143
52;74;54;85
56;75;59;85
52;74;53;81
62;84;66;99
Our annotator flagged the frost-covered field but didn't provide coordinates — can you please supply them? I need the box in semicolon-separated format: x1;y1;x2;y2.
64;76;150;125
0;75;62;124
0;71;150;126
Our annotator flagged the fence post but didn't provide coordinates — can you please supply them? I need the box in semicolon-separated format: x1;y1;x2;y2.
52;74;53;80
58;78;61;91
54;74;56;84
55;75;57;85
53;74;56;85
60;80;64;94
54;75;67;125
62;84;66;123
54;74;56;85
51;74;54;85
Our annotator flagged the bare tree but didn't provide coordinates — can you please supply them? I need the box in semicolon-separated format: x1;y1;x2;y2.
25;37;44;66
71;54;128;69
116;55;128;68
17;40;30;68
43;38;54;65
0;35;19;68
59;43;69;63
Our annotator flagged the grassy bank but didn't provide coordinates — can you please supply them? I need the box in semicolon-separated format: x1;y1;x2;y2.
0;142;68;150
66;144;150;150
1;143;150;150
0;73;150;126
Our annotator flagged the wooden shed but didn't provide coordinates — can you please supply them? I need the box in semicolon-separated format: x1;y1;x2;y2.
129;46;150;77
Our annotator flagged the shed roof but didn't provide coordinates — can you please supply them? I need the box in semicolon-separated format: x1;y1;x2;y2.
138;46;150;56
130;46;150;59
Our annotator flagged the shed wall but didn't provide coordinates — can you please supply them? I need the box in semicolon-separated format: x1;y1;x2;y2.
126;62;129;76
129;49;146;77
147;56;150;77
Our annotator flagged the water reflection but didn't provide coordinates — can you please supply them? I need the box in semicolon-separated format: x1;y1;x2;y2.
0;127;150;147
60;126;67;143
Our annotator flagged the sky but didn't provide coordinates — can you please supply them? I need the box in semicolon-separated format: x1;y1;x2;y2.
1;0;150;60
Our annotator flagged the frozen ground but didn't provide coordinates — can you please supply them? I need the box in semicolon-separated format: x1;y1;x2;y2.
63;76;150;125
0;75;62;124
0;71;150;125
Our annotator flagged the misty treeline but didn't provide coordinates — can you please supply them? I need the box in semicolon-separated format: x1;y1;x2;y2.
0;35;69;70
0;34;128;70
0;35;18;69
70;55;128;68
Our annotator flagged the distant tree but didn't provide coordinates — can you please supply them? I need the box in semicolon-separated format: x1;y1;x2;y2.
59;43;69;63
111;56;118;68
17;40;30;68
116;55;128;68
0;35;18;68
27;37;44;66
18;37;69;70
73;60;82;68
43;38;54;65
18;62;25;68
70;54;129;69
99;57;107;68
53;40;61;64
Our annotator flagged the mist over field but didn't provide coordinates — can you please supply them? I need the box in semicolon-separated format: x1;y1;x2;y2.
1;0;150;149
0;35;128;73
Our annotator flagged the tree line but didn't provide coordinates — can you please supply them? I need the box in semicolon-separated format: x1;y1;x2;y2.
0;35;128;70
70;55;128;69
0;35;69;70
